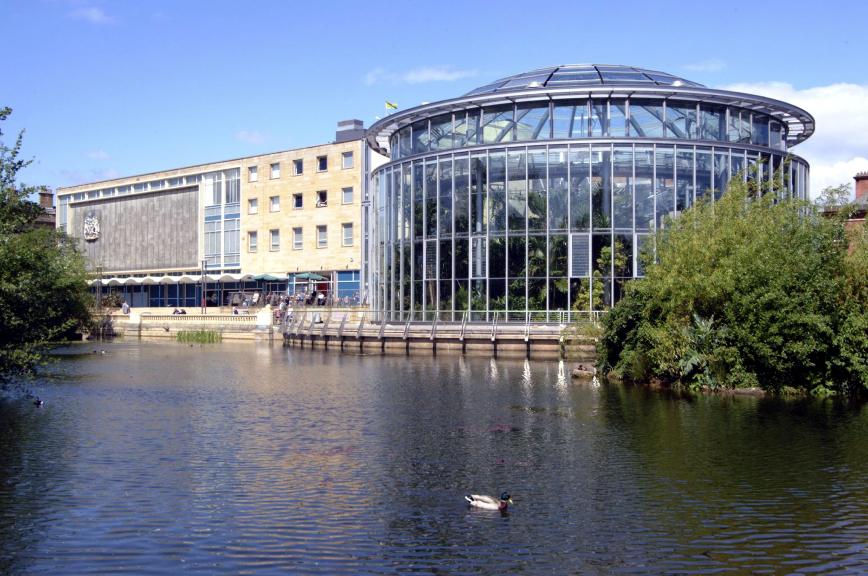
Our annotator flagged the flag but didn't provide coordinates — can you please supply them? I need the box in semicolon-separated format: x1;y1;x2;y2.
385;101;398;110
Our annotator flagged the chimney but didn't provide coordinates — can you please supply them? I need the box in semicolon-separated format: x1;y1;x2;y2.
38;188;54;209
855;171;868;201
335;119;365;143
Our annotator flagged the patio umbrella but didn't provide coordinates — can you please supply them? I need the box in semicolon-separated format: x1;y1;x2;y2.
252;273;282;281
294;272;327;281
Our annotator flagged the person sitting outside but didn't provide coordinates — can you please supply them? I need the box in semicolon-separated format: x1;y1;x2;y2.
232;306;239;315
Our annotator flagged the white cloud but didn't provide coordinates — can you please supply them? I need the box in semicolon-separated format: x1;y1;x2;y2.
722;81;868;197
234;130;267;145
364;66;478;86
69;6;112;24
87;149;110;160
683;59;726;73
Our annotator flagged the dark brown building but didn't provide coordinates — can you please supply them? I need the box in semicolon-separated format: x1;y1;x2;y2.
34;189;56;229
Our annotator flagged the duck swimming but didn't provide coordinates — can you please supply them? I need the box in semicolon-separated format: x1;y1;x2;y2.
465;491;513;511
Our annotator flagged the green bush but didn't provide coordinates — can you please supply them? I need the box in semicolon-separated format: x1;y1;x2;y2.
599;171;868;397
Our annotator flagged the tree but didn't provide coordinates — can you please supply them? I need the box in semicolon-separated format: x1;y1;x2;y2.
598;168;868;396
0;107;92;379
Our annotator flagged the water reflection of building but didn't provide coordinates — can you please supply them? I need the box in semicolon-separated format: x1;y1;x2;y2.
364;65;814;319
56;121;382;308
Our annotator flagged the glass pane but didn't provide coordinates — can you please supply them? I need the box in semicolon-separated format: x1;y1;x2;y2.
528;235;546;278
413;161;424;240
488;151;506;233
399;127;412;157
515;104;551;140
731;150;745;183
455;237;468;280
439;239;452;280
527;148;546;232
425;161;437;237
430;113;453;150
591;146;611;230
489;236;505;278
553;104;573;139
700;104;726;141
548;148;568;232
507;149;526;232
508;236;526;278
508;279;526;313
489;277;506;311
453;111;468;148
569;146;591;231
752;114;769;146
438;158;452;235
571;101;590;138
676;147;694;211
610;100;627;137
481;105;515;143
549;235;568;277
714;150;729;200
666;102;697;139
454;156;469;235
470;154;487;235
590;100;607;137
655;146;675;228
629;100;664;137
695;148;712;202
411;120;429;154
613;146;633;230
635;146;653;231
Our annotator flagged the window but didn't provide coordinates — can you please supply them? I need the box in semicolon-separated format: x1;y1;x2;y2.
248;198;258;214
270;229;280;251
342;223;353;246
270;163;280;179
317;225;327;248
269;195;280;212
316;190;328;207
293;193;303;209
317;155;328;172
248;166;258;182
293;159;303;175
342;186;353;204
248;231;258;252
225;169;240;204
293;227;303;250
341;151;353;169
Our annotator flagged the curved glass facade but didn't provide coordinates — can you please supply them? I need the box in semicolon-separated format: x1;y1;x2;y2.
366;67;813;321
389;99;787;161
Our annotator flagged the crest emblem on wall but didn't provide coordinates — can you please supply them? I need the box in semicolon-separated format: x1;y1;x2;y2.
83;213;100;241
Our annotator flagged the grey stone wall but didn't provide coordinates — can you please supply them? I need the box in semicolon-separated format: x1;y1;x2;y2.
70;187;199;272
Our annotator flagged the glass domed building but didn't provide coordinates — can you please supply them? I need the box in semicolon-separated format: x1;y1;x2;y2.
364;64;814;321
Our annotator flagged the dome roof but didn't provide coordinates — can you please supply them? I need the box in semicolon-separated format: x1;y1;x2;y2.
465;64;705;96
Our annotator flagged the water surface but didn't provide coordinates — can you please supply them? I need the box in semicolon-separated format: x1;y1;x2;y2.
0;341;865;574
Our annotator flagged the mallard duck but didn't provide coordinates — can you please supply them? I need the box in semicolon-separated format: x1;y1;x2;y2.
465;491;513;511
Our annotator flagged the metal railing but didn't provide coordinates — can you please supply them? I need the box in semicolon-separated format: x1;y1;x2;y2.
363;309;604;325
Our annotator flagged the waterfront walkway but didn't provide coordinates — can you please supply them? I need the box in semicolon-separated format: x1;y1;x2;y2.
95;306;598;361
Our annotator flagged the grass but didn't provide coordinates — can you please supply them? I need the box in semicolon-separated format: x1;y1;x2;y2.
176;330;222;344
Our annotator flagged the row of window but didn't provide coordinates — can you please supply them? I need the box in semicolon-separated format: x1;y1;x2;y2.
248;151;354;182
247;187;354;214
388;99;787;160
248;223;354;252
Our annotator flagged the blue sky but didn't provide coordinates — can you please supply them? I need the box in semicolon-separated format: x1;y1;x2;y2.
3;0;868;196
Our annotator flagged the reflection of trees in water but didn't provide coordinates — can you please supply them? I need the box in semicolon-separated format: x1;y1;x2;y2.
597;383;868;568
0;398;64;574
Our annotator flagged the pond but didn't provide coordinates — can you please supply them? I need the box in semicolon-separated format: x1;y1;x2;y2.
0;341;865;574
